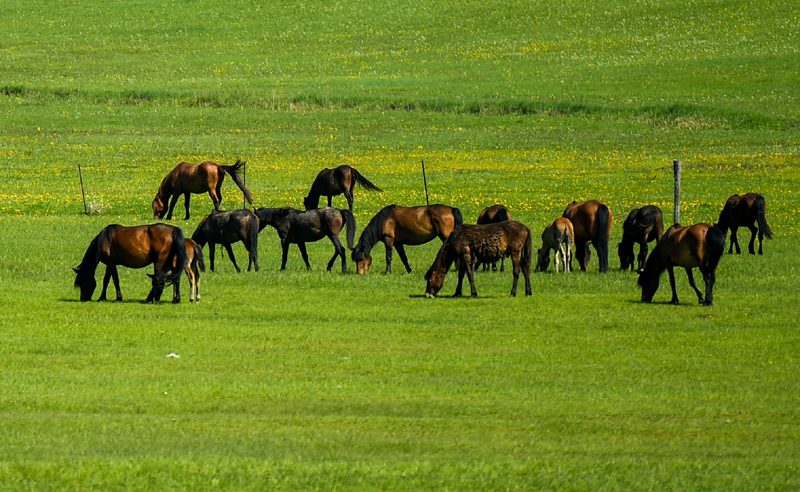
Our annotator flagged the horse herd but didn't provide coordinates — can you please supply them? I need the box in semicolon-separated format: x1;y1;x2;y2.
73;161;774;307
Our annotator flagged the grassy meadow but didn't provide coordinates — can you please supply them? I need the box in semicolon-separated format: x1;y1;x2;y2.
1;0;799;489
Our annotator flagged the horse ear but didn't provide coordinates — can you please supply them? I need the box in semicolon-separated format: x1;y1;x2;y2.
72;267;80;274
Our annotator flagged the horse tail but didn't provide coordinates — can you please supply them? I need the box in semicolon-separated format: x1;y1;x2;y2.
703;226;726;274
351;168;383;192
220;160;254;205
340;209;356;250
522;225;533;273
74;228;105;288
246;213;260;255
596;204;611;273
452;207;464;229
755;195;773;240
172;227;189;276
193;242;206;272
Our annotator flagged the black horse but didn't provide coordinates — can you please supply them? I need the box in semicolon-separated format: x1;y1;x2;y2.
714;193;773;255
618;205;664;273
255;207;355;272
303;165;383;212
191;209;260;272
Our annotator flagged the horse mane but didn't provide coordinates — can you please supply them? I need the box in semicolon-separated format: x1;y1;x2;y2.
637;243;665;288
155;170;175;201
74;226;112;288
354;205;397;257
424;237;455;280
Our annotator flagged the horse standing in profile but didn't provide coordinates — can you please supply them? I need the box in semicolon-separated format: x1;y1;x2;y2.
255;207;355;272
618;205;664;273
562;200;613;273
73;223;188;303
153;160;253;220
351;204;463;274
638;223;725;306
535;217;574;273
191;209;260;272
303;165;383;212
424;221;533;298
476;204;512;271
714;193;773;255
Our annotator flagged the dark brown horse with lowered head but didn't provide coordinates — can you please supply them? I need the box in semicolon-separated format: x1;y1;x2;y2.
255;207;355;272
562;200;613;273
638;223;725;306
153;160;253;220
73;223;188;303
351;204;463;274
424;221;533;298
303;165;383;212
191;209;260;272
618;205;664;273
714;193;773;255
476;204;512;271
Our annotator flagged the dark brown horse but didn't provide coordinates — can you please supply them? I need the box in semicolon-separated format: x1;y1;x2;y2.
476;204;512;271
255;207;355;272
638;223;725;306
303;165;382;212
424;221;533;298
153;160;253;220
562;200;613;273
191;209;260;272
618;205;664;273
73;224;188;303
351;204;463;274
714;193;773;255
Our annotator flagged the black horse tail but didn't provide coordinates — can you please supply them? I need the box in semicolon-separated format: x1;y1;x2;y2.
220;159;254;205
522;225;533;273
704;226;726;274
245;213;260;257
73;228;106;288
193;242;206;272
596;204;611;273
351;168;383;192
340;209;357;250
452;207;464;229
171;227;189;277
755;195;773;240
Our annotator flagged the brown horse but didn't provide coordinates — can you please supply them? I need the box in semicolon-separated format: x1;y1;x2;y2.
153;160;253;220
73;224;188;303
618;205;664;273
351;204;463;274
476;204;512;271
303;165;382;212
180;238;205;303
255;207;355;272
714;193;773;255
191;209;260;272
424;221;533;298
562;200;613;273
638;223;725;306
535;217;574;273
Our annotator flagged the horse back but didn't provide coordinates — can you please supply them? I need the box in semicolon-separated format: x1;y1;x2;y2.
658;223;714;269
564;200;609;242
389;205;442;245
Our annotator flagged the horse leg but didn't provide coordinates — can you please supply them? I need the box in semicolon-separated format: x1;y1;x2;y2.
327;235;346;272
100;265;116;301
344;189;354;213
510;255;521;297
685;268;704;304
667;266;679;304
166;194;180;220
384;243;394;274
464;255;479;297
327;196;333;208
637;240;649;273
208;243;216;272
729;226;740;254
281;242;290;270
575;242;588;271
702;269;716;306
298;242;311;269
395;244;413;273
757;227;764;255
183;193;191;220
453;260;466;297
224;243;241;273
747;224;758;255
209;189;221;211
500;257;505;272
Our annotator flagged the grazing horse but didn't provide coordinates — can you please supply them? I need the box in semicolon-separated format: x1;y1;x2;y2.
638;223;725;306
255;207;355;272
714;193;773;255
618;205;664;273
535;217;574;273
191;209;260;272
424;221;533;298
351;204;463;274
180;238;205;303
73;223;188;303
562;200;613;273
303;165;383;212
153;160;253;220
476;204;512;271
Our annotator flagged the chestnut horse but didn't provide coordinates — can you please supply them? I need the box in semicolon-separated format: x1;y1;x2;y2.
638;223;725;306
73;224;188;303
351;204;463;274
618;205;664;273
191;209;260;273
535;217;574;273
476;204;512;271
424;221;533;298
303;165;383;212
714;193;773;255
153;160;253;220
255;207;355;272
562;200;613;273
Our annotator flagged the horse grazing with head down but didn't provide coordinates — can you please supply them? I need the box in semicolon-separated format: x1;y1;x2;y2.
535;217;574;273
618;205;664;273
191;209;260;273
424;221;533;298
476;204;512;271
255;207;355;272
303;165;383;212
73;223;188;303
714;193;773;255
638;223;725;306
562;200;613;273
153;160;253;220
351;204;463;275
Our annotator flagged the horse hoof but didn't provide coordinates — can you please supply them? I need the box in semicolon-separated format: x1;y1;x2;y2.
425;292;435;298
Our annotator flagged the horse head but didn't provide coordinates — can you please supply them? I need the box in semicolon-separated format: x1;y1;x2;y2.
73;267;97;301
617;241;635;271
351;246;372;275
303;194;318;211
153;196;167;219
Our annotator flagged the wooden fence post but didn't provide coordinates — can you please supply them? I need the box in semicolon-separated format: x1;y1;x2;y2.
673;160;682;225
78;163;88;214
421;160;430;206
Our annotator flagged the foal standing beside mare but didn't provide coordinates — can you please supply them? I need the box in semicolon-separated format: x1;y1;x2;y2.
562;200;613;273
535;217;574;273
303;165;383;212
191;209;260;272
618;205;664;273
476;204;511;271
714;193;773;255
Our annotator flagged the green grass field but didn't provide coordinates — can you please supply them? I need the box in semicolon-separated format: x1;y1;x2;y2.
1;0;799;489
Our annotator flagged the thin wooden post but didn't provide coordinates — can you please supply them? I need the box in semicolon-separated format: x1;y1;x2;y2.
78;163;88;214
421;160;430;205
242;160;247;209
673;159;682;225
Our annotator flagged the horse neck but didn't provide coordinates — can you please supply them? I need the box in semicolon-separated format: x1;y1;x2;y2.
355;210;389;255
75;235;102;285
